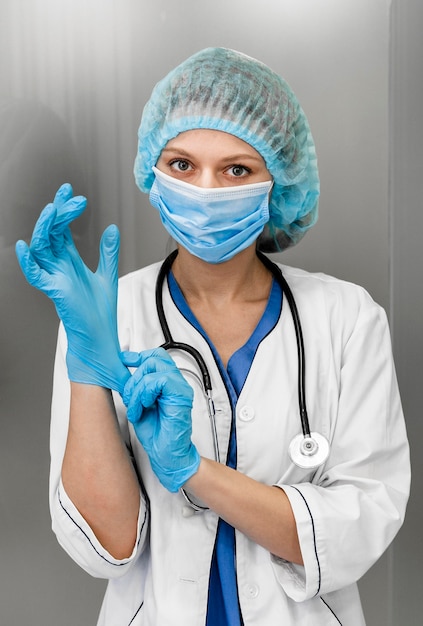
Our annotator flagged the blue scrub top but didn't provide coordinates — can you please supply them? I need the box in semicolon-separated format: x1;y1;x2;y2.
168;272;283;626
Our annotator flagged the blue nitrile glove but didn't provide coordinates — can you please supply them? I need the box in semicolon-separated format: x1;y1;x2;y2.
122;348;201;493
15;183;130;393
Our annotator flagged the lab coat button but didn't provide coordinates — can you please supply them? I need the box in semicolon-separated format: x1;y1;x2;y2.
239;405;255;421
243;583;259;599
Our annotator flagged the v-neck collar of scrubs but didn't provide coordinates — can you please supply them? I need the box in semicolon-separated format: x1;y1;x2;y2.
167;270;283;398
167;270;282;626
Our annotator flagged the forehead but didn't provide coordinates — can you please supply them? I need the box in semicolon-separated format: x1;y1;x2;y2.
162;129;264;160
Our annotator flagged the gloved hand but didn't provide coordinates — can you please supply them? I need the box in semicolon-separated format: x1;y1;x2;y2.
15;183;130;393
122;348;201;493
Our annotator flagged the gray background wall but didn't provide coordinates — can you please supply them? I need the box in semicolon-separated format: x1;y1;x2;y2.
0;1;421;624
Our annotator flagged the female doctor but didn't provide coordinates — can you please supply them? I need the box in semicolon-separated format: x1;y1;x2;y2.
16;48;410;625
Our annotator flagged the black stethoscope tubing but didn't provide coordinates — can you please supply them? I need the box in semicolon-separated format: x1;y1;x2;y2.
156;249;213;393
256;250;311;438
155;249;311;438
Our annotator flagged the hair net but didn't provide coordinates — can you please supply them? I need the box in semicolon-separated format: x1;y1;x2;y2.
134;47;319;252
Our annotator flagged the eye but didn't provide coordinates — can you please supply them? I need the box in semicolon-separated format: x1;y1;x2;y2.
226;164;251;178
169;159;192;173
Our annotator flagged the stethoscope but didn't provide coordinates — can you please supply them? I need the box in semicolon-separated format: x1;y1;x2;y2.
156;250;330;510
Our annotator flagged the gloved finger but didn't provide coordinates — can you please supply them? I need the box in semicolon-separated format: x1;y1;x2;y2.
123;368;156;409
125;377;150;422
125;369;193;412
122;349;178;403
27;201;79;272
27;203;58;267
155;370;194;407
124;368;175;422
120;351;144;368
96;224;120;285
15;240;54;291
123;359;170;409
28;191;86;255
121;347;172;370
47;195;87;260
52;183;74;210
49;194;87;237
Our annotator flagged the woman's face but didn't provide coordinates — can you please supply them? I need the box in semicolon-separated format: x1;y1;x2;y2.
156;129;272;188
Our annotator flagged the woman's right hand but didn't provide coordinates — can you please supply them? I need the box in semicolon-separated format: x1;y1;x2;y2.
122;348;200;493
15;183;130;393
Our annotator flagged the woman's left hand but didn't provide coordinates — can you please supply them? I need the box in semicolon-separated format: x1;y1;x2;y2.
15;183;130;393
122;348;200;493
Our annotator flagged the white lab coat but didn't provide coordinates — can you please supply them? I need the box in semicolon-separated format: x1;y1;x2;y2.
49;261;410;626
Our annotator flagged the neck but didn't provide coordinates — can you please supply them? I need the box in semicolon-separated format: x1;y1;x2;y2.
171;245;272;305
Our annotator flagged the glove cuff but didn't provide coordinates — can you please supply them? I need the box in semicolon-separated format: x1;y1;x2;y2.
154;445;201;493
66;350;130;394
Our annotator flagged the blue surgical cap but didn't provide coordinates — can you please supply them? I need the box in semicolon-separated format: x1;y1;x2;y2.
134;47;319;252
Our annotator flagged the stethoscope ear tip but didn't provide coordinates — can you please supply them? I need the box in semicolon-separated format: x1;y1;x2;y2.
289;432;330;470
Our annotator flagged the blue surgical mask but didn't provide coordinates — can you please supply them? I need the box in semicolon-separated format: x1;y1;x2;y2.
149;167;272;264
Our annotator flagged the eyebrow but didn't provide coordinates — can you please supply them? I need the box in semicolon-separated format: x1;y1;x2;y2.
160;147;193;157
160;147;263;163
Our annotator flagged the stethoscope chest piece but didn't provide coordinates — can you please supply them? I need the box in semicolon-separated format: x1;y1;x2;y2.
289;432;330;469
